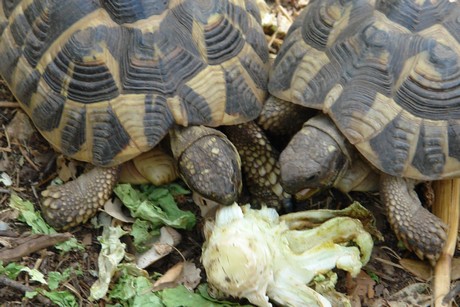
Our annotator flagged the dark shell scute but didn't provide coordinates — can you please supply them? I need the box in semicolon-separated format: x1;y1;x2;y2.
369;115;414;177
224;65;261;119
204;16;245;65
448;120;460;162
102;0;169;24
243;0;261;23
245;27;269;64
268;35;308;94
393;42;460;120
91;106;131;166
43;26;120;103
442;6;460;43
61;106;86;157
376;0;456;32
14;69;41;107
178;85;213;125
143;94;174;147
411;124;446;178
32;92;65;131
22;1;52;68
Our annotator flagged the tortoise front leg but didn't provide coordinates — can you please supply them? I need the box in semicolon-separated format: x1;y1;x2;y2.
380;174;447;263
222;122;292;211
41;166;120;230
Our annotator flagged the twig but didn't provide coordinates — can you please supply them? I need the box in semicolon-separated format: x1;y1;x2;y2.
0;101;19;108
443;282;460;304
18;144;40;172
268;28;280;49
0;188;11;194
275;0;293;23
0;274;52;305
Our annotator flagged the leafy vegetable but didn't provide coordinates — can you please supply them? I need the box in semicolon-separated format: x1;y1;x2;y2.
48;267;83;291
42;290;79;307
8;194;83;252
110;273;162;306
114;183;195;230
0;261;25;279
202;204;374;307
90;225;127;300
20;267;47;284
113;183;195;253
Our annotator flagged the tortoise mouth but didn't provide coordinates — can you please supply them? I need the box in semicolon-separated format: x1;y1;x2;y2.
280;160;333;194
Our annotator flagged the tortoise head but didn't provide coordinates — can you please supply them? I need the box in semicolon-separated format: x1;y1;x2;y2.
170;126;242;206
279;115;350;194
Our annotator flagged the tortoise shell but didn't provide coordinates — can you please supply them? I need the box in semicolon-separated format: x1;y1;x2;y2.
269;0;460;180
0;0;269;166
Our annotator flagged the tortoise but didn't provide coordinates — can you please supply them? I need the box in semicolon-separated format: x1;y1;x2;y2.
0;0;289;229
265;0;460;262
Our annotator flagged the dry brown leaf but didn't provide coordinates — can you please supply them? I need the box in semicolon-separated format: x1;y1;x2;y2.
370;283;431;307
103;198;135;223
154;262;184;289
82;233;93;246
6;111;35;142
0;207;20;222
56;156;77;182
152;261;201;291
347;270;376;303
399;258;432;281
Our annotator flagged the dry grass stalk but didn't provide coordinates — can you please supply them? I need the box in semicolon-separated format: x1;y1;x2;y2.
432;179;460;306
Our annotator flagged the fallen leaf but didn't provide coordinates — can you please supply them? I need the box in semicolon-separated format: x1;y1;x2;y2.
56;156;77;182
347;270;376;305
401;257;460;281
400;258;432;281
153;262;184;290
6;111;35;142
89;225;127;300
0;172;12;186
104;198;135;223
153;261;201;291
20;267;47;284
370;283;431;307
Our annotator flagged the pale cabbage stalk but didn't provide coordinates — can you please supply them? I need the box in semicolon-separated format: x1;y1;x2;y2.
202;203;373;307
